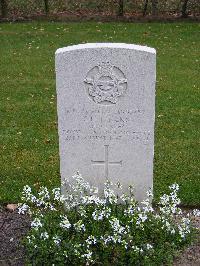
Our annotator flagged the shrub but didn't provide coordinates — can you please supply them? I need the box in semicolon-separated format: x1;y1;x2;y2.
18;173;199;265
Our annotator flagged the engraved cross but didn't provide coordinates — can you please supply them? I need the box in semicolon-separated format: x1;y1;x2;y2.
91;145;122;179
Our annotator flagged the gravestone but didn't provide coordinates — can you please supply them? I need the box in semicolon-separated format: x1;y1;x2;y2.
55;43;156;202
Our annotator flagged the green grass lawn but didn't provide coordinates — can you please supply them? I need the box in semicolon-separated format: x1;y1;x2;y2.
0;22;199;205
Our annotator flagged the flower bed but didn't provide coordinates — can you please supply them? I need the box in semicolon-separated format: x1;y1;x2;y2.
18;173;200;265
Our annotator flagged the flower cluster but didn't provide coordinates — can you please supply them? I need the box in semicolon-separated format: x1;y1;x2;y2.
18;173;199;265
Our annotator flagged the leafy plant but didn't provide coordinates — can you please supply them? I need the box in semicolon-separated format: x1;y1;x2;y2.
18;173;200;265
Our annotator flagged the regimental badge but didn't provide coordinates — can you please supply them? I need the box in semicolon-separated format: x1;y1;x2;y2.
84;62;127;104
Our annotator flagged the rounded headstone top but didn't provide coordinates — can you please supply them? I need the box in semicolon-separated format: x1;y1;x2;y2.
55;43;156;55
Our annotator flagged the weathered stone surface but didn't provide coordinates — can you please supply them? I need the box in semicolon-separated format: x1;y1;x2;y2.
56;43;156;202
6;204;18;212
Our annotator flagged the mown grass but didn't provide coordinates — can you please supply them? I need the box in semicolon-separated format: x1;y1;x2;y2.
0;22;199;205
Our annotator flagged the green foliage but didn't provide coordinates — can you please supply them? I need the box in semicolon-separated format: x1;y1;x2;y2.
0;22;199;205
19;174;197;265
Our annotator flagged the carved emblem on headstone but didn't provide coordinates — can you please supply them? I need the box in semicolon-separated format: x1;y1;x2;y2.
84;62;127;104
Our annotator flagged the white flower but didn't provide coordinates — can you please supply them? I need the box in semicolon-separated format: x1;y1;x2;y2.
155;214;161;220
90;186;98;194
120;193;129;202
23;185;32;194
193;209;200;217
74;220;86;232
178;217;191;238
132;245;140;252
146;189;153;198
18;204;29;214
30;195;37;203
52;188;65;202
72;172;91;192
31;217;42;230
63;250;68;258
27;236;32;244
141;199;154;213
104;181;117;204
81;249;93;262
110;217;126;235
137;213;148;224
73;243;82;256
146;243;153;250
53;235;61;245
121;239;128;249
169;183;179;192
38;186;50;200
85;235;97;246
159;194;170;205
128;185;134;195
60;215;71;229
22;185;37;203
116;182;122;189
20;176;195;264
49;204;56;211
78;206;87;217
171;228;176;234
101;235;114;245
143;205;154;213
124;205;135;216
113;233;122;243
40;232;49;240
82;195;104;205
92;207;111;221
177;208;182;215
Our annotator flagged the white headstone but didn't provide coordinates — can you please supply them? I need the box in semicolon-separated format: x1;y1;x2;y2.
56;43;156;202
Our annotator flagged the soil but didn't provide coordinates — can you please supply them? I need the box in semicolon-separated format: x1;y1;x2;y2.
0;206;199;266
0;206;30;266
